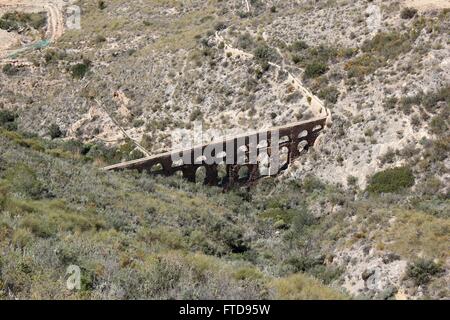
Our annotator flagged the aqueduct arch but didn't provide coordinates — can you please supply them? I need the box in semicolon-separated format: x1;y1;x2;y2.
104;116;327;188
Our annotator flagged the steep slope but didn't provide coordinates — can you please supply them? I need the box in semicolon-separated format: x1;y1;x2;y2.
0;0;448;300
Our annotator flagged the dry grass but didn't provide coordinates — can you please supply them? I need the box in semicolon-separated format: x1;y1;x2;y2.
270;273;348;300
382;209;450;261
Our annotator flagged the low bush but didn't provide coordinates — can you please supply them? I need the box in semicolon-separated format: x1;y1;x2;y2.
367;166;415;194
406;259;443;285
290;40;308;52
70;60;91;79
318;86;340;104
346;31;414;78
4;164;46;199
401;7;418;19
48;124;63;139
237;32;254;50
0;110;18;130
429;115;448;135
270;273;347;300
304;61;328;79
253;44;279;63
98;1;107;10
2;63;19;76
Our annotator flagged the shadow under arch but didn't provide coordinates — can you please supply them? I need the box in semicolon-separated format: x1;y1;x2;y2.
195;166;207;184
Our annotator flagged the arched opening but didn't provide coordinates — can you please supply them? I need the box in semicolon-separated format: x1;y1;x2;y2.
312;125;322;132
280;146;289;169
258;153;270;176
298;140;308;152
174;170;183;178
195;155;207;164
298;130;308;139
195;166;206;184
216;151;226;160
217;161;228;185
279;136;290;144
257;140;268;149
172;159;184;168
238;166;249;181
237;145;248;164
150;163;163;173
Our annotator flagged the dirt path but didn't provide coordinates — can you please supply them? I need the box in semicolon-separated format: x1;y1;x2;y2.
404;0;450;10
215;32;331;123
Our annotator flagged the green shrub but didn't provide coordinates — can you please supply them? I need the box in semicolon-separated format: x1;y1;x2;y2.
347;175;358;186
345;54;381;78
237;33;254;50
70;61;91;79
253;44;278;63
304;61;328;79
95;35;106;43
0;186;7;210
383;96;398;110
48;124;63;139
290;40;308;52
292;208;315;234
189;108;202;121
429;116;448;135
406;259;443;285
318;86;340;104
44;49;65;64
214;21;227;31
2;63;19;76
401;7;418;19
233;267;263;281
0;110;18;130
5;164;46;199
361;32;412;60
346;31;413;78
302;175;325;192
98;1;107;10
367;166;415;194
399;86;449;114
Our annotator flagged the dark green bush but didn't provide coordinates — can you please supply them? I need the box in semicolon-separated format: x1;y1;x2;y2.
0;110;17;125
0;110;18;131
406;259;443;285
0;186;7;210
214;21;227;31
253;44;278;63
2;63;19;76
367;166;415;194
304;61;328;79
400;7;418;19
70;61;91;79
98;1;107;10
290;40;308;52
48;124;63;139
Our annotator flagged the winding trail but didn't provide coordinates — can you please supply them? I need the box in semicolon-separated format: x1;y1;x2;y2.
215;32;331;122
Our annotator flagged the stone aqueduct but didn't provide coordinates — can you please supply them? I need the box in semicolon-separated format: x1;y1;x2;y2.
104;117;327;188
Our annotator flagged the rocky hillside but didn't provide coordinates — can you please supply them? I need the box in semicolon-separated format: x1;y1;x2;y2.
0;0;448;299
